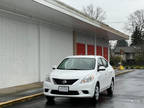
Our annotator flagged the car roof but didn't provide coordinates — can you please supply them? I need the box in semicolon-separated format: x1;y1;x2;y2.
66;55;103;59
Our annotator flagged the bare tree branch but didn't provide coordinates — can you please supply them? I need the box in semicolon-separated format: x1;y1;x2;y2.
82;4;106;22
125;9;144;33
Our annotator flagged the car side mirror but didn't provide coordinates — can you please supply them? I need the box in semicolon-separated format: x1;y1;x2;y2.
98;66;106;71
52;65;57;70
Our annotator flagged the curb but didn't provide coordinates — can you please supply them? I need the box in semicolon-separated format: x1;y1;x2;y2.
0;70;134;107
0;93;43;107
115;70;134;76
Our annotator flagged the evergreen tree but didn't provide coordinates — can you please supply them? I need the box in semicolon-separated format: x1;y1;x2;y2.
131;27;143;46
116;39;128;47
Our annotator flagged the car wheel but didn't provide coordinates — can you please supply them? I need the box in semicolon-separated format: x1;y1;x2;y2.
46;96;54;102
92;84;100;102
107;81;114;96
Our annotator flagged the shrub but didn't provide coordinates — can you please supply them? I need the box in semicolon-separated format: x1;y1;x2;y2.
125;66;129;69
131;66;134;69
135;66;141;69
110;56;121;66
135;55;144;65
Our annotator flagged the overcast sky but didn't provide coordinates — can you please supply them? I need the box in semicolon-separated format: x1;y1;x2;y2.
58;0;144;35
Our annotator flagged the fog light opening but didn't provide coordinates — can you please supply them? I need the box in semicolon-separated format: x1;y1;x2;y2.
45;89;49;92
82;90;89;94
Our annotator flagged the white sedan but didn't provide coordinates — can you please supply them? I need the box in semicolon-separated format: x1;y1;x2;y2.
43;56;115;103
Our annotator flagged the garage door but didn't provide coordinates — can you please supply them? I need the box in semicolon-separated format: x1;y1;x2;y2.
76;43;85;55
87;44;94;55
103;47;108;60
96;46;102;56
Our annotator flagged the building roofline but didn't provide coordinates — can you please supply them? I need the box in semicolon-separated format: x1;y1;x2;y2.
34;0;129;39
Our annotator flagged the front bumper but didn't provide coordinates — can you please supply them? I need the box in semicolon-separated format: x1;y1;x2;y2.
43;81;95;98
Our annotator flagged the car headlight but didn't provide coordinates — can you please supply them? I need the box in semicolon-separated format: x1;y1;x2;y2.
45;76;51;82
81;75;94;84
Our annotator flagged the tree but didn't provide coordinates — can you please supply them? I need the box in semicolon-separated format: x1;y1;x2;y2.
126;9;144;33
82;4;106;22
115;40;128;47
125;9;144;60
125;9;144;55
131;26;143;46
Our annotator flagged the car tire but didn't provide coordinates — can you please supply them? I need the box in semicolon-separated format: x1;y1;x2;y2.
107;80;114;96
92;84;100;103
46;96;54;102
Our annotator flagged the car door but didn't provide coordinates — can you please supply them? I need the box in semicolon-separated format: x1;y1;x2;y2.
101;58;111;88
97;58;107;91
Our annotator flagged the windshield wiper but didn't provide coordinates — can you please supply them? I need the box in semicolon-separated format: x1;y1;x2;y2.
66;68;82;70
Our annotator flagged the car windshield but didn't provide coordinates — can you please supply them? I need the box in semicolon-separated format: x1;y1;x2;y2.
57;58;96;70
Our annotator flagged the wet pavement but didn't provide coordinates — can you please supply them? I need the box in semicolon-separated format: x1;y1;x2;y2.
6;70;144;108
0;88;42;102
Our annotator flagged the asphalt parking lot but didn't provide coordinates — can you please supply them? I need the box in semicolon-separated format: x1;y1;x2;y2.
6;70;144;108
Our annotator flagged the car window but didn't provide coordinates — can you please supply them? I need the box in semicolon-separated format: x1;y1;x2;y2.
101;58;108;68
97;58;103;67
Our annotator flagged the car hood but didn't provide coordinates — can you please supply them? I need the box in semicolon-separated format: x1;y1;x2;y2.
51;69;93;79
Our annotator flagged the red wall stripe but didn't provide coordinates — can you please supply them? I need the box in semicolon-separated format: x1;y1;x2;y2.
103;47;108;60
87;44;94;55
96;46;102;56
76;43;85;55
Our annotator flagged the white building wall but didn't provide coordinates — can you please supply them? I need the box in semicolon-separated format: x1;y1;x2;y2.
77;33;94;45
0;10;73;89
0;13;39;89
40;23;73;81
96;37;108;47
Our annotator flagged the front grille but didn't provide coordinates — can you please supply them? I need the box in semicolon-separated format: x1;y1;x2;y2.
51;90;79;95
53;78;78;85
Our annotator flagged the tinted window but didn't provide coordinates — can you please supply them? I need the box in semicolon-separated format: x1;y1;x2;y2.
57;58;96;70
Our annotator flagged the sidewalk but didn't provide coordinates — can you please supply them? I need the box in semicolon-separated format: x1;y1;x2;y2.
0;82;43;107
0;69;134;107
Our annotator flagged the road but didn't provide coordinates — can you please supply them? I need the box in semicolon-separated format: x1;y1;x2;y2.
6;70;144;108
